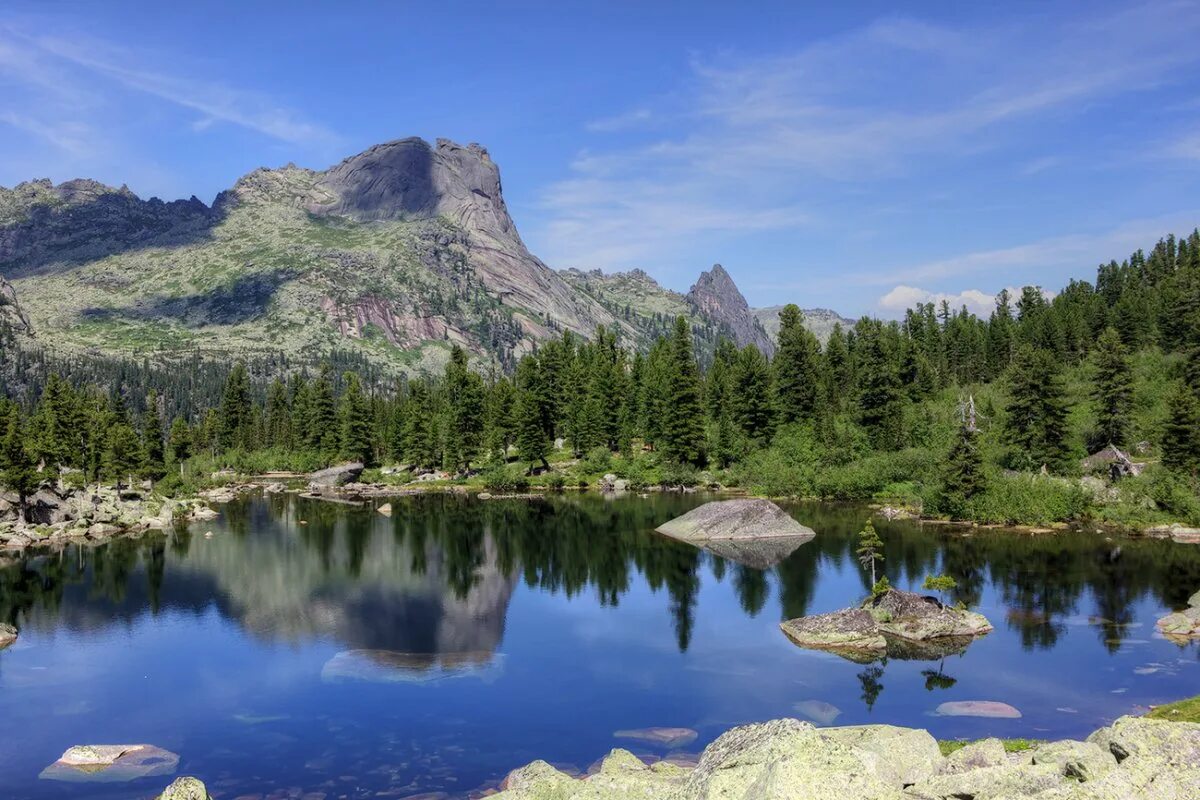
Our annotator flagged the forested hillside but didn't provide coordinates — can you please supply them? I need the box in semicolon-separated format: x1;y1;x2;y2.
3;230;1199;529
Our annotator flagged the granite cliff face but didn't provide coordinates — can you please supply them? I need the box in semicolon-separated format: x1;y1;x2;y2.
0;137;833;372
754;305;855;345
686;264;775;355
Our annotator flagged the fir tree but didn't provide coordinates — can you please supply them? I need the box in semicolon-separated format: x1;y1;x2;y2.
773;304;822;423
941;417;986;519
444;345;485;470
731;345;774;442
856;520;885;586
103;422;144;486
167;416;192;465
264;378;291;449
1092;327;1132;446
0;408;39;517
338;372;373;465
1005;346;1071;472
218;362;252;452
1162;382;1200;474
856;321;905;450
142;391;165;479
307;364;338;456
661;316;706;465
515;356;549;472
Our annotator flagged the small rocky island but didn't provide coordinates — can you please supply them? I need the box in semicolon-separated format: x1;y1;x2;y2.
780;588;993;662
656;498;816;569
1156;589;1200;642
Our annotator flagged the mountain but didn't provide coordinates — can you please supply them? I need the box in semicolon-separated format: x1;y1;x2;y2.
753;305;855;345
0;136;829;373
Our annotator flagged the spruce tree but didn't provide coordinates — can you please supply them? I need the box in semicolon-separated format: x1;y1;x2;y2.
444;345;485;470
1162;383;1200;474
1092;327;1132;446
0;408;39;516
941;407;986;519
167;416;192;466
856;321;905;451
307;364;338;457
661;316;706;465
338;372;373;465
103;422;144;486
264;378;291;449
731;345;774;442
1005;345;1071;472
773;304;822;424
142;391;165;479
515;356;549;472
856;520;885;587
218;362;252;452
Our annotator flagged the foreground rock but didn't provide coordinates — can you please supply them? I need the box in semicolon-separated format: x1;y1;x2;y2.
492;715;1200;799
1156;589;1200;642
40;744;179;783
0;621;16;650
780;589;993;663
157;777;211;799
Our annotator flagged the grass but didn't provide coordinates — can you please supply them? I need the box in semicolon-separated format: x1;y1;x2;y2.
937;738;1041;757
1146;694;1200;723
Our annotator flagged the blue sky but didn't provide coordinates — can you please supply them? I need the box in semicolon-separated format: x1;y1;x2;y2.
3;1;1200;317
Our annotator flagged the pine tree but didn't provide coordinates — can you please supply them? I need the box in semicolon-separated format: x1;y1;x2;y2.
731;345;774;442
444;345;485;471
773;304;822;423
856;520;885;586
1005;346;1071;472
338;372;373;465
1162;383;1200;474
167;416;192;465
515;356;549;472
218;362;252;452
661;316;706;465
1092;327;1132;446
307;364;338;457
264;378;291;449
142;391;165;479
856;321;905;450
103;422;144;486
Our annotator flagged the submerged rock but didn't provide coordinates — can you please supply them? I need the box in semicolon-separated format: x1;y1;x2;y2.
794;699;842;725
613;727;698;748
1156;588;1200;641
781;589;992;663
934;700;1022;719
40;744;179;783
321;649;503;684
656;499;815;542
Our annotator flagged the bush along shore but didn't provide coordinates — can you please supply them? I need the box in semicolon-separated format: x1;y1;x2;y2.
151;708;1200;800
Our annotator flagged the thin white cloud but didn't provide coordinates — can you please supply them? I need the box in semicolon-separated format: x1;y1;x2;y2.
877;285;1052;318
532;5;1200;272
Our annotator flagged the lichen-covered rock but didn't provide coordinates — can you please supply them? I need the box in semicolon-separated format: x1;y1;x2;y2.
938;738;1009;775
868;589;994;641
157;776;211;800
1031;740;1115;782
1156;590;1200;640
309;462;365;487
821;724;941;787
780;608;888;658
906;763;1063;799
40;744;180;782
679;719;901;799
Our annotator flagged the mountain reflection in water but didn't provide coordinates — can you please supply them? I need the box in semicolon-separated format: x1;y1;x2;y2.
0;492;1198;800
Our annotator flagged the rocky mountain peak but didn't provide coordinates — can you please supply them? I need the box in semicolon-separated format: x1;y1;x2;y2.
687;264;774;355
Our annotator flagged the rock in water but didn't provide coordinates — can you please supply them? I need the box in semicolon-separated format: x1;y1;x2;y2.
780;608;887;659
656;499;814;542
40;744;180;782
934;700;1022;718
794;700;842;725
0;621;16;650
1156;588;1200;641
157;777;211;800
308;462;364;487
612;727;698;748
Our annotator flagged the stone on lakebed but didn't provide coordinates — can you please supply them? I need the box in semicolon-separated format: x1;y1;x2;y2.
40;744;180;783
612;727;698;748
934;700;1022;718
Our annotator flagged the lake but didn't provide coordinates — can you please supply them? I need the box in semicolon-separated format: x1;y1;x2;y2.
1;492;1198;799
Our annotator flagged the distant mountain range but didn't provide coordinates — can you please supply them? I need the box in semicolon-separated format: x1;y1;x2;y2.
0;137;845;373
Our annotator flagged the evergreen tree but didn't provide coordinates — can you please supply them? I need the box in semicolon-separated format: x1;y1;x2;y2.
103;422;144;486
856;520;885;586
661;316;706;465
142;391;165;479
264;378;291;449
515;356;550;472
731;345;774;442
856;321;905;450
941;404;986;519
167;416;192;465
444;345;486;471
0;408;39;517
1004;346;1072;472
307;364;338;456
773;304;822;423
1092;327;1132;446
1162;382;1200;474
218;362;252;452
338;372;373;465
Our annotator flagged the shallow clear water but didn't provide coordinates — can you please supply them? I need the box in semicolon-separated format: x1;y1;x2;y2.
1;492;1198;799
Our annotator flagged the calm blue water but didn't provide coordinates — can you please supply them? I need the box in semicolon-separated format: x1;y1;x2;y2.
1;492;1198;799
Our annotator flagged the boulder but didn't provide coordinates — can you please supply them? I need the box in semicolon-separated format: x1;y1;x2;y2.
1156;590;1200;641
820;724;941;787
0;621;16;649
906;763;1062;799
782;590;992;663
28;488;73;526
939;738;1009;775
657;499;815;542
1031;739;1115;782
308;462;365;487
40;744;180;782
157;777;212;800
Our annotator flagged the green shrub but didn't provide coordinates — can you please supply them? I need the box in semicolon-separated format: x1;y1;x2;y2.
1120;467;1200;525
543;471;567;491
660;461;699;488
482;466;530;493
961;472;1092;525
579;446;612;474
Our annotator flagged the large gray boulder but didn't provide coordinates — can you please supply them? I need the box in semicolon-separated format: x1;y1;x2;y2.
0;621;16;649
40;744;180;783
308;462;365;487
781;608;887;659
657;499;814;542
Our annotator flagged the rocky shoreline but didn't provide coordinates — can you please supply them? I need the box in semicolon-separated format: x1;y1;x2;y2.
152;713;1200;799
